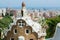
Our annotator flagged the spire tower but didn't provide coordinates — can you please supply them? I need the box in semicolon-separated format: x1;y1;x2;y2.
21;2;27;17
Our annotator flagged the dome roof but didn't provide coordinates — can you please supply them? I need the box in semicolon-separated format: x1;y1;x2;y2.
22;2;25;7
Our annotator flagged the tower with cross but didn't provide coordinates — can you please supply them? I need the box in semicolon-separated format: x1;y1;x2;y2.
21;2;28;17
18;20;25;27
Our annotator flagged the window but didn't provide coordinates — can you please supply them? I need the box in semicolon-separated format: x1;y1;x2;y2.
18;21;25;27
10;38;14;40
14;29;17;34
26;29;29;33
15;29;17;33
30;39;33;40
25;29;30;35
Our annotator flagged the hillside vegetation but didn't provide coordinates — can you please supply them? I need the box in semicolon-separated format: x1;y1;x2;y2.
46;15;60;38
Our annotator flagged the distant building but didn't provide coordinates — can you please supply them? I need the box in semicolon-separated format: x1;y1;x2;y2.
0;8;6;19
0;8;6;16
10;10;17;17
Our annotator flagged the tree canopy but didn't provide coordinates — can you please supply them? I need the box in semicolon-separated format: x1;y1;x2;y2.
0;16;13;29
46;15;60;38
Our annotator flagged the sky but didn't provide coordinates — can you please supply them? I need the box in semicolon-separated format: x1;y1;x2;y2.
0;0;60;8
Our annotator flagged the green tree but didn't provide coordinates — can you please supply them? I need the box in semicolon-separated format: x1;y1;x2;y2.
0;16;13;30
46;15;60;38
0;16;13;39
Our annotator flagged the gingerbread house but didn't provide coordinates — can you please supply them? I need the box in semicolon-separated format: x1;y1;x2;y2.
4;2;46;40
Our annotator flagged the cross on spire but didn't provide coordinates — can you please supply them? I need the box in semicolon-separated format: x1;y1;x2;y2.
18;20;25;27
